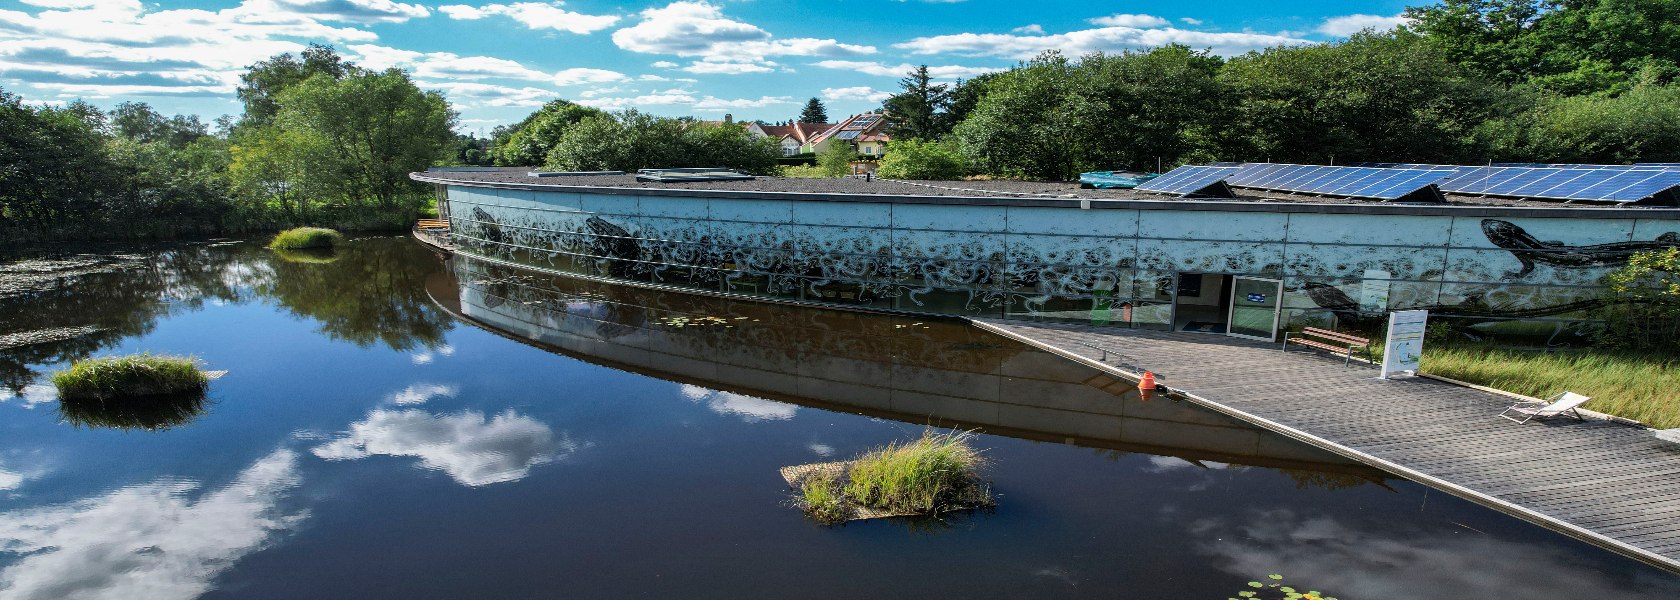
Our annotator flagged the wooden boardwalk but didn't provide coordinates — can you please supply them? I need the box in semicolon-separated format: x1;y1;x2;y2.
972;318;1680;573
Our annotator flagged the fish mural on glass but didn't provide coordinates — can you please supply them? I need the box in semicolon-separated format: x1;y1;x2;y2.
1481;219;1678;278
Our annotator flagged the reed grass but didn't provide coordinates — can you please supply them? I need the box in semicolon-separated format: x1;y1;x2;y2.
51;353;208;401
1422;344;1680;428
843;430;989;514
268;227;344;250
796;469;850;525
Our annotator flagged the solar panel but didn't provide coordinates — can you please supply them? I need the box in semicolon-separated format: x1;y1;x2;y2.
1225;164;1449;201
1136;166;1239;197
635;168;755;182
834;130;861;140
1439;167;1680;203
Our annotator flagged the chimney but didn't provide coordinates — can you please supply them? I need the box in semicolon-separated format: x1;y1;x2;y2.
724;113;733;124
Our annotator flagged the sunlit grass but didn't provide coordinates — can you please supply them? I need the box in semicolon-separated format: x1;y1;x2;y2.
796;469;849;525
51;353;208;401
268;227;345;250
843;430;989;515
1423;344;1680;428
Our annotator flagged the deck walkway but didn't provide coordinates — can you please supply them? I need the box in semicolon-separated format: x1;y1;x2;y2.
972;318;1680;572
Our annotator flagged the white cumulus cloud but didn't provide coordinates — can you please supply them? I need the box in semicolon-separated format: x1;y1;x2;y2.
437;1;619;34
822;85;890;103
611;1;873;74
1088;13;1169;28
0;449;305;600
1317;14;1409;37
810;60;1001;79
896;23;1308;59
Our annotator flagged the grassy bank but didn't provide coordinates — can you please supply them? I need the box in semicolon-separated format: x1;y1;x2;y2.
1422;345;1680;429
52;353;208;401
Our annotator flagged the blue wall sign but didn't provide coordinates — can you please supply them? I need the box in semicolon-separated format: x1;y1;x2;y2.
1246;293;1267;303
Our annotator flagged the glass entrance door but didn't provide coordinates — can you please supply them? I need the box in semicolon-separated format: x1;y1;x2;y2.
1227;277;1282;341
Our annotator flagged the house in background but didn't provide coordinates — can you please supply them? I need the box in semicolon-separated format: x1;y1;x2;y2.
748;121;836;156
804;113;889;156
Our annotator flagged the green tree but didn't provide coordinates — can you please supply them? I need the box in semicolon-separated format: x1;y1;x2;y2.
944;73;1000;128
1408;0;1680;95
1218;31;1495;163
1404;0;1552;85
1074;45;1229;171
874;139;967;179
228;126;337;223
798;97;830;124
0;92;120;235
543;110;779;174
273;68;456;211
490;99;606;166
236;44;352;128
1603;247;1680;351
952;52;1083;180
882;65;951;140
1479;83;1680;163
816;140;859;177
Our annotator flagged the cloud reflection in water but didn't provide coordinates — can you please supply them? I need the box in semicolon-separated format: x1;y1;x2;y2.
680;384;798;422
312;409;580;487
0;449;304;600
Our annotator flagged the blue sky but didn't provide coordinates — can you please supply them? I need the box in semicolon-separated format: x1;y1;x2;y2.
0;0;1417;133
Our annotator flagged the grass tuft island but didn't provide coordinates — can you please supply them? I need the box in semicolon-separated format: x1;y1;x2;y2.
793;430;993;524
52;353;209;401
269;227;345;250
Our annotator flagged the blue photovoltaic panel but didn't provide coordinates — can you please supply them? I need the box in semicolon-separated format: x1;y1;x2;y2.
1136;165;1239;196
1225;164;1449;201
1439;167;1680;202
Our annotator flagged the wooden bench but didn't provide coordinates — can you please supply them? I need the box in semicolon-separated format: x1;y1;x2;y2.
416;219;450;230
1281;327;1372;366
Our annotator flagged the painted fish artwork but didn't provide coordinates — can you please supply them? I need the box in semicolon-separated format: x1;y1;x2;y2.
1482;219;1679;278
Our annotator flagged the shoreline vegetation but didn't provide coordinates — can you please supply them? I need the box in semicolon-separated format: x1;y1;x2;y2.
1423;345;1680;429
793;430;993;525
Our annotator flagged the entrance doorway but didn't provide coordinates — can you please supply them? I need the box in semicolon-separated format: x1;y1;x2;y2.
1227;276;1283;341
1171;273;1231;334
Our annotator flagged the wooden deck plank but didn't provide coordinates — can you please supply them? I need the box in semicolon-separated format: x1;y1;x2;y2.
972;318;1680;573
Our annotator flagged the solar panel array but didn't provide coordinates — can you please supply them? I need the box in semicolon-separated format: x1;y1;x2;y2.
1437;167;1680;203
1225;164;1450;201
1135;166;1239;197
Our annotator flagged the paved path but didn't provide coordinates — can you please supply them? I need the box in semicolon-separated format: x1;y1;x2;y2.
972;318;1680;573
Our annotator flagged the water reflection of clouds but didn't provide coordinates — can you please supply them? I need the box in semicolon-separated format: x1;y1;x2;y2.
388;383;459;406
0;384;57;409
680;385;798;422
312;409;580;487
1191;509;1675;599
0;449;304;600
409;344;456;365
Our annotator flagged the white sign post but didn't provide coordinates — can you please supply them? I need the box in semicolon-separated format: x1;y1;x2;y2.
1380;310;1428;379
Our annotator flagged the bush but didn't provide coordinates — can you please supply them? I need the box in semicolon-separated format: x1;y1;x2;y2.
874;139;968;180
1601;247;1680;351
542;109;781;174
51;353;208;401
780;164;828;178
269;226;344;250
815;142;858;177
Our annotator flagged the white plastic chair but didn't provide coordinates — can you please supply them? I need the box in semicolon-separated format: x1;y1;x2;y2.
1499;391;1591;424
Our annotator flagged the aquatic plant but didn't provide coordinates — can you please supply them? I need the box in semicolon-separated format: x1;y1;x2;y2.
1233;573;1338;600
844;430;989;514
268;227;345;250
51;353;208;401
796;469;850;525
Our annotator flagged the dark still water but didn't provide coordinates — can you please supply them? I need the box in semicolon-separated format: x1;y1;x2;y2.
1;237;1674;599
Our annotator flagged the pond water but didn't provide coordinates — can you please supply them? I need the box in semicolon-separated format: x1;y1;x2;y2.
1;237;1676;599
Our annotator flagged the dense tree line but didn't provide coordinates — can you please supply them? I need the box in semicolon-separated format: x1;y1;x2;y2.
867;0;1680;180
1;45;457;243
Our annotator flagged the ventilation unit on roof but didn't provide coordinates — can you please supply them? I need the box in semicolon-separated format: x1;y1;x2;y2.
634;168;756;182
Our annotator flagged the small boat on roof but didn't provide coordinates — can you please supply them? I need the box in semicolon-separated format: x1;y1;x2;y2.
1079;171;1159;189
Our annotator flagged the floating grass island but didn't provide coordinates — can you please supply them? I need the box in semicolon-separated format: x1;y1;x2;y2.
786;430;993;525
51;353;209;401
268;227;345;250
